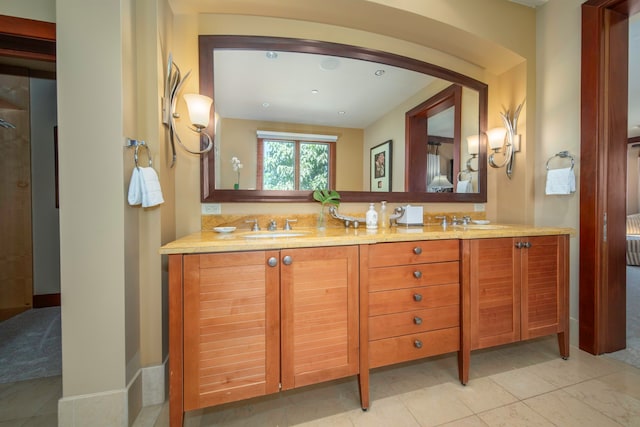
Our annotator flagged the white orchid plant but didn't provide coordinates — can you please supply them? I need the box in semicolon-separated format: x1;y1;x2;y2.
231;156;243;188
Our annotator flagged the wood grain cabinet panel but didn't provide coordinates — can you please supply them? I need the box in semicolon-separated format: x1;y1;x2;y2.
171;246;359;425
280;246;359;390
182;251;280;410
460;235;569;385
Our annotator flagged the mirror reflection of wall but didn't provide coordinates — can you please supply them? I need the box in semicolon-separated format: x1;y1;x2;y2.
213;48;480;194
216;118;364;190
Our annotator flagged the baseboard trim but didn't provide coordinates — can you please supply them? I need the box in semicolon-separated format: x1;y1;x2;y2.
142;360;167;406
33;293;61;308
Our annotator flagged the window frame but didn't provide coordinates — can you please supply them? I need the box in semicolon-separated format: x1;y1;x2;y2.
256;137;336;190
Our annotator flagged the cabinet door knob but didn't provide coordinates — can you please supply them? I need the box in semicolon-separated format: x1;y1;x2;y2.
413;293;423;302
524;242;532;248
267;257;278;267
413;316;422;325
515;242;523;249
414;339;423;349
282;255;293;265
413;270;422;279
413;247;422;255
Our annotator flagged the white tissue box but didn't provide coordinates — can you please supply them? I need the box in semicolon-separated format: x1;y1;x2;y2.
397;205;423;226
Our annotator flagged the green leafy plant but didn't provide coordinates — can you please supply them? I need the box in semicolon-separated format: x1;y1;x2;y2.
313;189;340;208
313;189;340;229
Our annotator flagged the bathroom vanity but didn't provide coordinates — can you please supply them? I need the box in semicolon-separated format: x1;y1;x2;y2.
161;225;571;427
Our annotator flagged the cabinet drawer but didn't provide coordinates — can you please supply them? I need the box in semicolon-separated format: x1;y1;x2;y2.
369;306;459;341
367;240;459;268
368;262;459;292
369;327;460;368
369;283;459;316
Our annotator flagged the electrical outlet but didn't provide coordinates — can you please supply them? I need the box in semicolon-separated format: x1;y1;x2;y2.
201;203;221;215
474;204;486;212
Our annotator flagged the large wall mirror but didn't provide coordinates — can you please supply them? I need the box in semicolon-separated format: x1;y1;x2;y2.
199;36;487;203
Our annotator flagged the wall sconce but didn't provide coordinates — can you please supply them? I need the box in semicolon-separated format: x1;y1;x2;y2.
428;174;454;192
487;101;524;179
465;134;480;172
162;54;214;167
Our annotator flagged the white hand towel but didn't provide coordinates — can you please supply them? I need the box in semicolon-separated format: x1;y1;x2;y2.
545;167;576;195
456;179;473;193
128;168;142;205
139;167;165;207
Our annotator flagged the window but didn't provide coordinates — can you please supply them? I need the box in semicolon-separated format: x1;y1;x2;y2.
257;138;335;190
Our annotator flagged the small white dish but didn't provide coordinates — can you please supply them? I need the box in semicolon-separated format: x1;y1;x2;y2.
472;220;490;225
213;227;236;233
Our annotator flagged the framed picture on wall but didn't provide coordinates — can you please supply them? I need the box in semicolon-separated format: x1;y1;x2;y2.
370;139;392;192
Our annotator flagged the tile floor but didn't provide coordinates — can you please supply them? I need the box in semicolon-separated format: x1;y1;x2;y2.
3;336;640;426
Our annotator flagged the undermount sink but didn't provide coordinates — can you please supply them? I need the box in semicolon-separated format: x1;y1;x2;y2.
243;231;311;239
456;224;510;230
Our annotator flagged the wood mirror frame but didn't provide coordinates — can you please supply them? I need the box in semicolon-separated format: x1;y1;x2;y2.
199;35;488;203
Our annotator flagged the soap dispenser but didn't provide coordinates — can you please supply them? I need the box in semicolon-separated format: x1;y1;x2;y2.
366;203;378;230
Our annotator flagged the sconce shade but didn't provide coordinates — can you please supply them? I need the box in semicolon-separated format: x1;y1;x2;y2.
428;174;454;191
466;135;480;155
486;127;507;151
184;94;213;128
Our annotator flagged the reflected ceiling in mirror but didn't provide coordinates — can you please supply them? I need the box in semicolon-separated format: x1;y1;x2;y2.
199;36;488;203
214;50;437;129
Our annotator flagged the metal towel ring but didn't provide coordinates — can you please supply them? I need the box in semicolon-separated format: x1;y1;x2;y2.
134;144;152;169
546;150;575;170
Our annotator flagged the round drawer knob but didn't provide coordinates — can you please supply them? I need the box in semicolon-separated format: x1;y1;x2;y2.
413;270;422;279
413;316;422;325
267;257;278;267
413;293;423;302
282;255;292;265
413;247;422;255
414;339;423;349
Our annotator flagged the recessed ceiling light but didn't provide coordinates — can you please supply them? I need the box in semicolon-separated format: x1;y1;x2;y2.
311;89;319;94
320;57;340;71
265;51;278;59
374;69;386;76
262;102;270;108
338;111;346;115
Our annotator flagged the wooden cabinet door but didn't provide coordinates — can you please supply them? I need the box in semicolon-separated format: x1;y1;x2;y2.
521;235;567;340
468;238;521;350
280;246;359;390
183;251;280;410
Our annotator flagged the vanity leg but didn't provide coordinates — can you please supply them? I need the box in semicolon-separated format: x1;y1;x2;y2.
458;349;469;385
169;255;185;427
358;372;370;411
558;331;570;360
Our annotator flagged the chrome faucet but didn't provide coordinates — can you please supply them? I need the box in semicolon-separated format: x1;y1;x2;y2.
284;219;297;230
451;215;472;225
245;219;260;231
435;215;448;227
267;219;277;231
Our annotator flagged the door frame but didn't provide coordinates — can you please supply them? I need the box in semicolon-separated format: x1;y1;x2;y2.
580;0;639;354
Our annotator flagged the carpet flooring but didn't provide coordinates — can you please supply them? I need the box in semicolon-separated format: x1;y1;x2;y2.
0;307;61;384
606;266;640;369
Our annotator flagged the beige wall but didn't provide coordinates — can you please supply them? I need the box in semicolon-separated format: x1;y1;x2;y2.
535;0;582;342
57;0;131;401
1;0;55;22
218;118;363;191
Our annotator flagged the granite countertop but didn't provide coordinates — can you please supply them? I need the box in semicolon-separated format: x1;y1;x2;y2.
159;224;575;255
